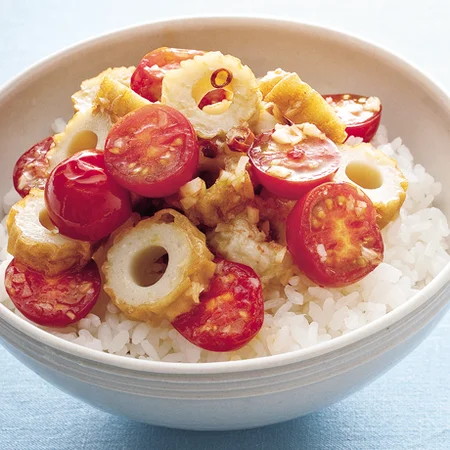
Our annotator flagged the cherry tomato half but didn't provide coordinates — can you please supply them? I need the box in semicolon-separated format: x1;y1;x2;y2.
45;150;132;241
104;104;199;198
249;129;341;199
172;259;264;352
324;94;382;142
286;182;384;287
131;47;204;102
5;259;101;327
13;136;53;197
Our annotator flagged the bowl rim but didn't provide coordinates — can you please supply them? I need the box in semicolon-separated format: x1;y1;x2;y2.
0;16;449;375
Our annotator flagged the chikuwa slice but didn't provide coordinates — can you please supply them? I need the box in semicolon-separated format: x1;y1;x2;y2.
72;66;136;113
173;155;254;227
48;77;151;172
47;107;113;170
161;51;262;138
102;209;216;323
261;70;347;144
333;143;408;228
258;68;290;98
94;76;150;120
6;189;93;276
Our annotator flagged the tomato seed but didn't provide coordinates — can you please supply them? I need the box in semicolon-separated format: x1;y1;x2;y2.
78;282;93;294
311;218;321;230
337;195;346;206
356;257;367;267
313;206;325;219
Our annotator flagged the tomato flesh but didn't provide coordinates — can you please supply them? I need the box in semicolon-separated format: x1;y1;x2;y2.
131;47;204;102
13;136;53;197
324;94;382;142
45;150;132;242
172;259;264;352
5;259;101;327
249;130;341;199
104;104;199;198
286;182;384;287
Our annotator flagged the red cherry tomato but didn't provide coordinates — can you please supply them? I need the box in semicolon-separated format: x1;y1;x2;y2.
5;259;101;327
249;129;341;200
172;259;264;352
324;94;382;142
286;182;384;287
104;104;199;198
45;150;132;241
131;47;204;102
13;136;53;197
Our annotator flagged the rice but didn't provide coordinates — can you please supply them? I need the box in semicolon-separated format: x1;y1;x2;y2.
1;125;449;363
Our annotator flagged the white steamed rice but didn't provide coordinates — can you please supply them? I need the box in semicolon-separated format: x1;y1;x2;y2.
0;125;449;363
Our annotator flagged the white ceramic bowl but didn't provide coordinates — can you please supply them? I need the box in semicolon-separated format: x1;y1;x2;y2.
0;17;449;431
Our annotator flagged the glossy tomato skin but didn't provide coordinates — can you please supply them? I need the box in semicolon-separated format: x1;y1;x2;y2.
249;132;341;200
324;94;382;142
172;259;264;352
286;182;384;287
131;47;204;102
13;136;53;197
5;259;101;327
45;150;132;242
104;104;199;198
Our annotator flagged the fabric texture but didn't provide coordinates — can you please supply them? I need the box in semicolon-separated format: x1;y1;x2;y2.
1;316;448;449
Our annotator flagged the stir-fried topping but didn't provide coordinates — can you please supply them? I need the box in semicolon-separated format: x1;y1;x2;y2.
5;46;399;353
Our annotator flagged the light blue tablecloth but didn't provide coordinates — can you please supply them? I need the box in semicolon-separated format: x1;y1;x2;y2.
1;1;449;448
1;317;449;449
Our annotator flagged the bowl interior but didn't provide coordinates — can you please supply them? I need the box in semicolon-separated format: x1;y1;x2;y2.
0;18;449;372
1;19;449;217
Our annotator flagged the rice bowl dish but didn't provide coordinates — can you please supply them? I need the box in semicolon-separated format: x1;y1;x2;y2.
1;43;449;365
0;18;449;431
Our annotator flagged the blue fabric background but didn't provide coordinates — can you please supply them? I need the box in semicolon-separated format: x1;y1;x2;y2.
1;317;449;449
1;1;449;448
